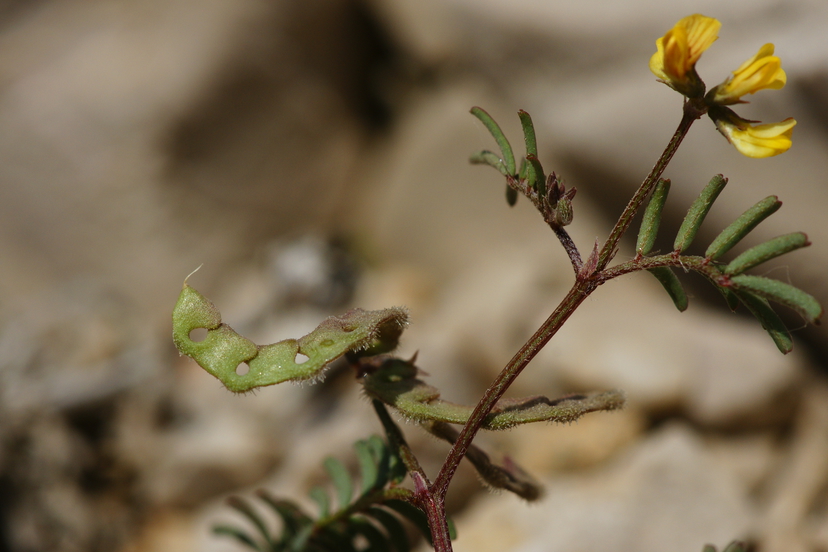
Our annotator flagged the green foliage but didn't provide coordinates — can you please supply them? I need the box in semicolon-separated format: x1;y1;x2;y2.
471;107;576;229
630;172;822;353
213;436;430;552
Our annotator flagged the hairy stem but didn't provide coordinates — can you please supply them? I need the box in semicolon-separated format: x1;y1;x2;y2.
554;226;583;274
596;100;705;271
598;254;727;285
432;278;595;500
372;400;429;483
373;400;454;552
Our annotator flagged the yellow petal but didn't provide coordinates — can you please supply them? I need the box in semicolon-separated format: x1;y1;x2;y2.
712;43;787;104
680;14;721;70
649;38;669;81
718;118;796;158
650;14;721;95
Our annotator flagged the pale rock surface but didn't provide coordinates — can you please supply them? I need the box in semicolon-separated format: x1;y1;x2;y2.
450;424;754;552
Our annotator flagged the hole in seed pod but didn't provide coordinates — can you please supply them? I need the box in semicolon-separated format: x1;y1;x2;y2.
295;353;310;364
188;328;208;342
236;363;250;375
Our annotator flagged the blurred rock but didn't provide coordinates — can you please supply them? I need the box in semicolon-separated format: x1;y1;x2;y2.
452;423;753;552
755;378;828;552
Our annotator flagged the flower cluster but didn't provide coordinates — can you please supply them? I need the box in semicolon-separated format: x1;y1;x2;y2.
650;14;794;158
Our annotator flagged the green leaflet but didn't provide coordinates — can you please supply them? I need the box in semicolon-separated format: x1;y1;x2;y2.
470;107;516;176
362;358;625;430
213;524;262;551
729;274;822;324
226;496;275;549
647;267;688;312
172;280;409;393
674;174;728;253
354;440;380;493
309;487;330;519
469;150;509;176
518;109;538;158
717;285;741;312
256;492;313;542
724;232;809;276
732;290;793;354
636;178;671;256
525;154;546;197
367;507;410;552
705;195;781;260
384;500;431;545
323;457;353;510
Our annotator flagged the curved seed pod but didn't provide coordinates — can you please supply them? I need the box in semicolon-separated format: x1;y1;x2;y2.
647;266;688;312
362;358;625;430
729;274;822;324
674;174;728;253
636;178;671;256
469;150;509;176
733;290;793;354
470;107;516;176
705;195;781;260
172;280;409;393
724;232;809;276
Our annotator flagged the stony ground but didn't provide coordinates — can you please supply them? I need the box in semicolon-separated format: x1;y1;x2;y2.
1;1;828;551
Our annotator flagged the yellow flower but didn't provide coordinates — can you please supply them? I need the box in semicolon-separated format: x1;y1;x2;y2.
710;43;787;105
650;14;721;97
715;115;796;158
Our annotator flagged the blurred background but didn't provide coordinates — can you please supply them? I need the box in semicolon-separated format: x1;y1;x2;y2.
1;0;827;551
